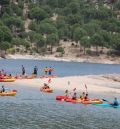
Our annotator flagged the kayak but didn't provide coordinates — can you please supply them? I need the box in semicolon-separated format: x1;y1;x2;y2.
93;103;120;108
56;96;82;103
0;78;16;82
0;90;17;96
81;99;103;104
56;96;70;101
40;88;53;93
65;98;82;103
15;76;34;79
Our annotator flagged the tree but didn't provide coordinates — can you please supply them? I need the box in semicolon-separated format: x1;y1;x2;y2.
80;36;90;54
38;22;57;34
47;33;59;54
33;33;45;51
0;0;10;14
3;17;24;36
0;0;9;5
110;34;120;52
0;41;10;51
73;27;87;43
0;25;12;42
90;33;103;55
30;7;48;22
83;20;100;36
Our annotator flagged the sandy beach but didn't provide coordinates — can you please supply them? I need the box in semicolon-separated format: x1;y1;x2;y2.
7;54;120;64
14;75;120;95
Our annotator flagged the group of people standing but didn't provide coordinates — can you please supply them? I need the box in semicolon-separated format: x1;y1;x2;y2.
22;65;54;77
22;65;38;76
44;67;53;76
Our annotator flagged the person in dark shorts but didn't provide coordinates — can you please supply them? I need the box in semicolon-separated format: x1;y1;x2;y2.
33;66;38;76
22;65;25;76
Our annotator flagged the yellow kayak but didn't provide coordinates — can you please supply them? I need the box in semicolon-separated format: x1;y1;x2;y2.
0;78;16;82
0;91;17;96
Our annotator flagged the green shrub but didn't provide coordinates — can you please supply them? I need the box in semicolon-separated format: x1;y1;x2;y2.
7;48;15;54
86;49;92;55
56;47;65;54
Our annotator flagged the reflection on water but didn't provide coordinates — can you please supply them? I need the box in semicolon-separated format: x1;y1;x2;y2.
0;86;120;129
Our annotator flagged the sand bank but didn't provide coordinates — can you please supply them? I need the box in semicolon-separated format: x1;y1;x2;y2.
14;75;120;94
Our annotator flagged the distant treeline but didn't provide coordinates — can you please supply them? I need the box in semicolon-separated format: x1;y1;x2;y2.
0;0;120;55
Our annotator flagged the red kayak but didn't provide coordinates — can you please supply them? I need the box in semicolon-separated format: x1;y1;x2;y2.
56;96;69;101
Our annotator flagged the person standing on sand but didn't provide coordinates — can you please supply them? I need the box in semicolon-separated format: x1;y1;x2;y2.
44;67;48;75
48;67;53;76
22;65;25;76
33;66;38;76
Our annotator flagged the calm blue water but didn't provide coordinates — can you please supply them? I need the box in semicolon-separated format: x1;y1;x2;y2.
0;59;120;76
0;84;120;129
0;59;120;129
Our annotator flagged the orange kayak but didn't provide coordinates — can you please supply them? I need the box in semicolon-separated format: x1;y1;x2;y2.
0;90;17;96
81;99;103;104
40;88;53;93
65;98;82;103
0;78;16;82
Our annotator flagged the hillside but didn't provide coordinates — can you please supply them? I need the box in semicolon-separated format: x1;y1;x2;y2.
0;0;120;61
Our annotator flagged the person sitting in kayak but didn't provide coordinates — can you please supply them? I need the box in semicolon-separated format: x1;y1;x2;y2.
8;74;12;78
1;85;5;92
111;97;119;106
65;90;69;97
80;92;85;100
42;83;50;89
84;93;89;101
72;92;77;100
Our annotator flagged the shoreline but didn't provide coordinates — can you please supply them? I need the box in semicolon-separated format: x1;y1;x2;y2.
4;54;120;64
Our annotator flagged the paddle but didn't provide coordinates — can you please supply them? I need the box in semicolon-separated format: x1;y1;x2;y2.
102;99;116;106
102;99;110;103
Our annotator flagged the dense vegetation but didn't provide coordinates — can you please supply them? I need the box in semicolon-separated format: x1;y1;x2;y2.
0;0;120;57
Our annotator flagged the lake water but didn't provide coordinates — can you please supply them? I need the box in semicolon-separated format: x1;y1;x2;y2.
0;59;120;76
0;59;120;129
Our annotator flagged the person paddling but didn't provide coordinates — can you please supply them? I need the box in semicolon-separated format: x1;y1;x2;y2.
84;93;89;101
72;92;77;100
42;83;49;89
111;97;119;106
1;85;5;92
80;92;85;100
65;90;69;97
